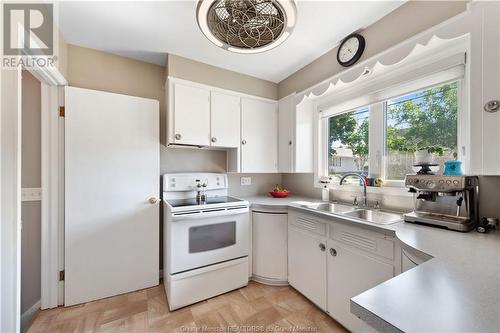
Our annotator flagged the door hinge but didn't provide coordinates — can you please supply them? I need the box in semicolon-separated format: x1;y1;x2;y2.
59;106;65;117
59;270;65;281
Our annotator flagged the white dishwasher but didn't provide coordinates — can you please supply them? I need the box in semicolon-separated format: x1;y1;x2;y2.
251;209;288;285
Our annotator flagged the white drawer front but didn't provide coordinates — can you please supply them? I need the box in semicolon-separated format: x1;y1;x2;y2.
330;224;394;260
290;213;327;236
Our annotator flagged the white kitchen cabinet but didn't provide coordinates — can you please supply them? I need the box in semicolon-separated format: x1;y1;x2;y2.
171;82;210;146
327;239;394;332
210;91;240;148
277;94;313;173
241;97;278;173
288;212;327;310
252;211;288;285
278;94;294;172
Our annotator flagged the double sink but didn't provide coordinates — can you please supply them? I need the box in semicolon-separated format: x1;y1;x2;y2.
303;202;402;225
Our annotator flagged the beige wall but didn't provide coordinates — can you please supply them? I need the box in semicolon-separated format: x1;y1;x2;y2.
168;54;278;100
21;70;41;313
282;173;321;199
57;31;68;80
278;1;468;98
228;173;283;197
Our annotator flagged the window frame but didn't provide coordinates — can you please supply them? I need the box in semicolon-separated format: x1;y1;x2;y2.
316;78;467;190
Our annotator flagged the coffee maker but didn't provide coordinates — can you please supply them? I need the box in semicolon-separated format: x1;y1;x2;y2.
404;175;479;232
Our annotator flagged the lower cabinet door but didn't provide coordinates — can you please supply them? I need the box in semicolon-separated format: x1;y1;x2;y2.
288;227;327;310
252;211;288;282
327;240;394;332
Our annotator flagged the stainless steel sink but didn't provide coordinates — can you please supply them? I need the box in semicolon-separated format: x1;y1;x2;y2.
343;209;402;225
305;202;357;214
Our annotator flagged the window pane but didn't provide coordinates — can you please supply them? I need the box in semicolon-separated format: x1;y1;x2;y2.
386;81;458;180
328;107;369;183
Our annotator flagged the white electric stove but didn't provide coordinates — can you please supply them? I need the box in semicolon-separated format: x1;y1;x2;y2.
162;173;249;310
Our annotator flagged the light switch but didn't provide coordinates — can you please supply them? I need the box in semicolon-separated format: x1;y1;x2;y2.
21;188;42;202
240;177;252;186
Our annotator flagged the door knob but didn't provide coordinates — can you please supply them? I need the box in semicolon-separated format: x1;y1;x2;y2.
329;248;337;256
241;139;247;145
148;197;158;204
319;243;326;251
175;133;182;140
211;137;217;143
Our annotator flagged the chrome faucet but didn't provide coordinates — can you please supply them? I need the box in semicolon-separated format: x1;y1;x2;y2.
339;173;367;207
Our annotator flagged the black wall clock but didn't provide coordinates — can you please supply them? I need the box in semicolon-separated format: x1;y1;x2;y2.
337;33;365;67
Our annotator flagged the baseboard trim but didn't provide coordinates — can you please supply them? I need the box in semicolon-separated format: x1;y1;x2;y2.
251;275;289;286
21;300;41;332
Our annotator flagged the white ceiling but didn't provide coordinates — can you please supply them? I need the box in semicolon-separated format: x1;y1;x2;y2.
58;1;405;83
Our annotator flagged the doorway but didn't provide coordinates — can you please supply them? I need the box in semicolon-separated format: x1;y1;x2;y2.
20;70;43;331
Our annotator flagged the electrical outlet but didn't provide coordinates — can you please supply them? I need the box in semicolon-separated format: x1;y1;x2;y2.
240;177;252;186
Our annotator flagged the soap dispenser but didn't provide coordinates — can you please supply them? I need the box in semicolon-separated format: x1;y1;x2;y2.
322;185;329;201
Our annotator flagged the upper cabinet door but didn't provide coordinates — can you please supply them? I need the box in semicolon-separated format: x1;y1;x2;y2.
241;98;278;173
210;91;241;148
173;82;210;146
278;94;294;173
295;98;314;173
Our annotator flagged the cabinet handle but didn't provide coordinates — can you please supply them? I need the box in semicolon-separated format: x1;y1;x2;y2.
211;137;217;143
329;248;337;256
175;133;182;140
319;243;326;251
289;140;292;145
241;139;247;145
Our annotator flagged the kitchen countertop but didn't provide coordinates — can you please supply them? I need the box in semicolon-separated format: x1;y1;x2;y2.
244;195;500;333
351;221;500;333
237;195;319;210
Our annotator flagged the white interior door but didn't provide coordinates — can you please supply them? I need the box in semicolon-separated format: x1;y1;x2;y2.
241;98;278;173
64;87;159;306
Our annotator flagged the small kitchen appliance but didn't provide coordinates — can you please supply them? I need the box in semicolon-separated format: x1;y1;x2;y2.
163;173;249;310
443;160;463;176
404;175;479;232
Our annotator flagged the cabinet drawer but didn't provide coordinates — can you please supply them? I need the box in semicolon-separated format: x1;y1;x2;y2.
290;213;327;237
330;223;394;260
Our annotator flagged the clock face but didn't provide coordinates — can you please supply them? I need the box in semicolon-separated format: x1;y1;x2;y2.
337;34;365;67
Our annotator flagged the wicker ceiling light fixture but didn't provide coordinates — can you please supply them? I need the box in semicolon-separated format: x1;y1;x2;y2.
196;0;297;54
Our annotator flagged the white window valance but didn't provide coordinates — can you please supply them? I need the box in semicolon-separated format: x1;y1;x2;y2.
319;52;465;119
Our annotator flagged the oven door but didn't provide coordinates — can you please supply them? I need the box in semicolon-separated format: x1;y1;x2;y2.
167;209;249;274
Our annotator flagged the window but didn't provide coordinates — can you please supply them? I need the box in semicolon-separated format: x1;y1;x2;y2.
328;107;369;182
386;82;458;180
324;80;460;185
